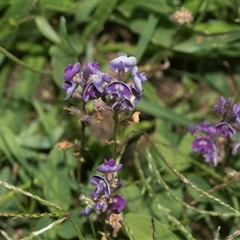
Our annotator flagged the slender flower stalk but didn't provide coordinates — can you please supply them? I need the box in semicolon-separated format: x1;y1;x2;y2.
113;110;119;159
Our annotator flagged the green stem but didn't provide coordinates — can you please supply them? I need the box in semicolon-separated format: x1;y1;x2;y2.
0;180;64;212
113;110;119;160
77;102;86;192
0;45;52;75
133;151;195;240
145;133;240;215
190;178;240;206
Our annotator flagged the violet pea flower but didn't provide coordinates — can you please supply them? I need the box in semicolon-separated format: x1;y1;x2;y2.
97;158;122;173
83;61;100;79
192;137;215;154
109;53;137;73
62;81;78;100
213;96;232;115
90;175;110;197
106;82;132;100
82;83;103;102
112;99;135;111
110;195;126;212
215;122;235;138
63;62;81;81
82;205;92;216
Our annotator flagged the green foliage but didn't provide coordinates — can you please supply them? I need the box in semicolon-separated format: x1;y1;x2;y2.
1;0;240;239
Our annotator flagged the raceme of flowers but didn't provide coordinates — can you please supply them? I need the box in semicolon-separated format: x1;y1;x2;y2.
62;53;147;112
79;158;125;238
188;96;240;166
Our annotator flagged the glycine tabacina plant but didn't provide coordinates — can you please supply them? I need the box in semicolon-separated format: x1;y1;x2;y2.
62;53;147;238
188;96;240;166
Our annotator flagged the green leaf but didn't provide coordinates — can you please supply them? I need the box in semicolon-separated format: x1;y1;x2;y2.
117;1;172;18
42;1;76;12
32;100;55;144
58;215;85;240
160;188;183;217
125;213;179;240
0;64;12;99
35;16;61;44
204;71;230;95
35;218;58;240
193;20;240;33
119;185;150;215
38;149;71;212
186;175;211;202
74;0;100;23
0;167;13;209
14;55;45;97
0;120;30;182
137;97;195;126
153;121;191;172
136;14;240;54
135;14;159;61
82;0;117;42
3;1;37;20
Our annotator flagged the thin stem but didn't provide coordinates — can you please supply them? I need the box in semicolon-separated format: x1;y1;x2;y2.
190;178;240;206
77;102;87;192
0;45;52;75
133;151;195;240
145;133;240;215
113;110;119;160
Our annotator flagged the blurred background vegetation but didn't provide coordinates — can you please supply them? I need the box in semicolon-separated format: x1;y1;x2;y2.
1;0;240;239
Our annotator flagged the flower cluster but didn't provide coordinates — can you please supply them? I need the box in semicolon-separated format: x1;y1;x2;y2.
170;7;194;25
188;96;240;166
62;53;147;111
79;158;125;238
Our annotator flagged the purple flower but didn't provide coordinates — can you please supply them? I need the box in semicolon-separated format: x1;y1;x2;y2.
137;72;147;83
95;199;108;212
132;69;147;93
133;74;143;93
102;73;111;83
62;81;78;100
106;82;132;100
214;96;232;115
192;137;215;154
215;122;235;138
188;125;196;135
90;175;110;197
63;63;81;81
110;196;126;212
82;205;92;216
82;83;103;102
192;137;218;166
83;61;100;79
130;88;142;105
188;121;217;137
203;150;218;166
109;53;137;73
230;103;240;125
97;158;122;173
91;72;105;93
232;142;240;155
197;121;217;137
112;99;135;111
